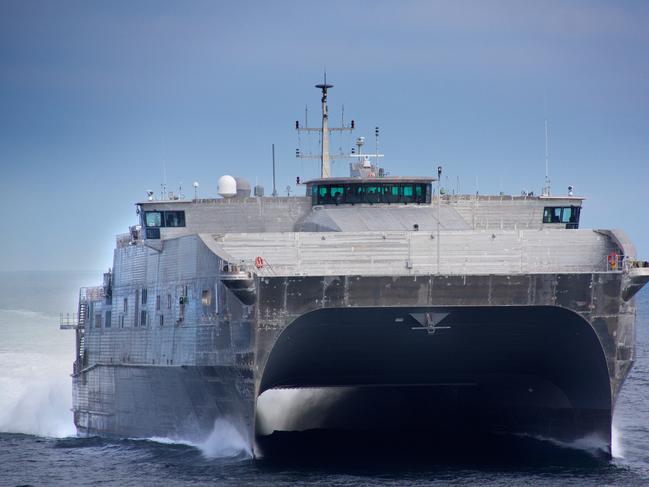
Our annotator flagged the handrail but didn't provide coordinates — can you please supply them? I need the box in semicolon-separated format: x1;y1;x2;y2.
79;286;105;302
59;312;80;329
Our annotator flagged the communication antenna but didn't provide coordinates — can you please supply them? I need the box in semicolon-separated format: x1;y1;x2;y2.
295;73;355;178
192;181;199;200
375;126;380;160
436;166;442;274
161;160;168;200
272;144;278;197
543;119;551;196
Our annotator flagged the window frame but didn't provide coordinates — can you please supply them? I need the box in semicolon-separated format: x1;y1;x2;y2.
542;206;581;228
144;210;186;228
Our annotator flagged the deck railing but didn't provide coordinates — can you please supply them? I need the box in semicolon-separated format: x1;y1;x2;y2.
79;286;105;302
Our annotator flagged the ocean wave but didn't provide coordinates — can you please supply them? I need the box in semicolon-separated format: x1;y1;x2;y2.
0;308;58;321
515;431;611;458
144;419;252;460
0;351;75;438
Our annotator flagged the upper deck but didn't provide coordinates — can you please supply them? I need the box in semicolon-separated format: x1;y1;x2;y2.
129;184;585;246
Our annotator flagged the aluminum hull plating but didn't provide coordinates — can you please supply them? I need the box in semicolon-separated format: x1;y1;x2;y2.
73;267;635;456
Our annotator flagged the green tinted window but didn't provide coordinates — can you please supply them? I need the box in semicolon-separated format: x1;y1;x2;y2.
145;211;162;227
403;185;414;197
319;186;328;197
164;211;185;227
543;208;553;223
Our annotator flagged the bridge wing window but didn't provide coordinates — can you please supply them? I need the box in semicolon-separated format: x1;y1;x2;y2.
561;207;573;223
145;211;162;227
543;206;581;228
144;210;186;236
164;211;186;227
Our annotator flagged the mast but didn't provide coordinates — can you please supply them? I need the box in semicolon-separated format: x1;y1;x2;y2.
315;76;333;178
295;75;354;179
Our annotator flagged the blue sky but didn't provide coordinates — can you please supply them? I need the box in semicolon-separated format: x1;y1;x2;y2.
0;0;647;271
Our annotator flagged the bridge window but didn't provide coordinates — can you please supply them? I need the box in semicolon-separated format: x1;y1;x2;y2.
312;182;431;205
543;206;581;229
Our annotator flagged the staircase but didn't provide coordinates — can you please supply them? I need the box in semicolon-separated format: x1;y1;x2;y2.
77;300;88;361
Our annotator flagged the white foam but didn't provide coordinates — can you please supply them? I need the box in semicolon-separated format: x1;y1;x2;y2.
196;419;252;459
0;352;76;438
612;423;625;459
146;419;252;459
517;431;610;456
255;387;351;435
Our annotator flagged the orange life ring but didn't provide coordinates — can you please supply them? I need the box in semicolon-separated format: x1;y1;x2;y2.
255;256;264;269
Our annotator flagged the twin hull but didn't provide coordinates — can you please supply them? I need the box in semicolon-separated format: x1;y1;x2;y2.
72;236;635;455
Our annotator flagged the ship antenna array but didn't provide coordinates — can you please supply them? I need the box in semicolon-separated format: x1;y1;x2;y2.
295;73;355;178
543;119;551;196
271;144;278;197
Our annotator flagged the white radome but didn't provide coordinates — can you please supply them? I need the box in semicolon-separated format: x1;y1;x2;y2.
217;175;237;198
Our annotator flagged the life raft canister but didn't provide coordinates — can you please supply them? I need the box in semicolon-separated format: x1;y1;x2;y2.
255;256;264;269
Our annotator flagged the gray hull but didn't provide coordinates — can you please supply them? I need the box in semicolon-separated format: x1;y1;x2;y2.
73;268;635;456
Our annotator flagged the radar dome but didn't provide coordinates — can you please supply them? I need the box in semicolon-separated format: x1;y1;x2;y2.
217;175;237;198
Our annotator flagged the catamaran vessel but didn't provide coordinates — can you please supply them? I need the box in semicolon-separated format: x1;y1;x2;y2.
61;81;649;457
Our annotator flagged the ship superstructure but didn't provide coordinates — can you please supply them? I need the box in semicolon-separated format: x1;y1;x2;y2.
62;81;649;457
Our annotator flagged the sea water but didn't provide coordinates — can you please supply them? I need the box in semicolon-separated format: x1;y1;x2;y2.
1;271;648;486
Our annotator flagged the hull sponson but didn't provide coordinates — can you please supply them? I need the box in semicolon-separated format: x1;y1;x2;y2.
73;364;253;441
